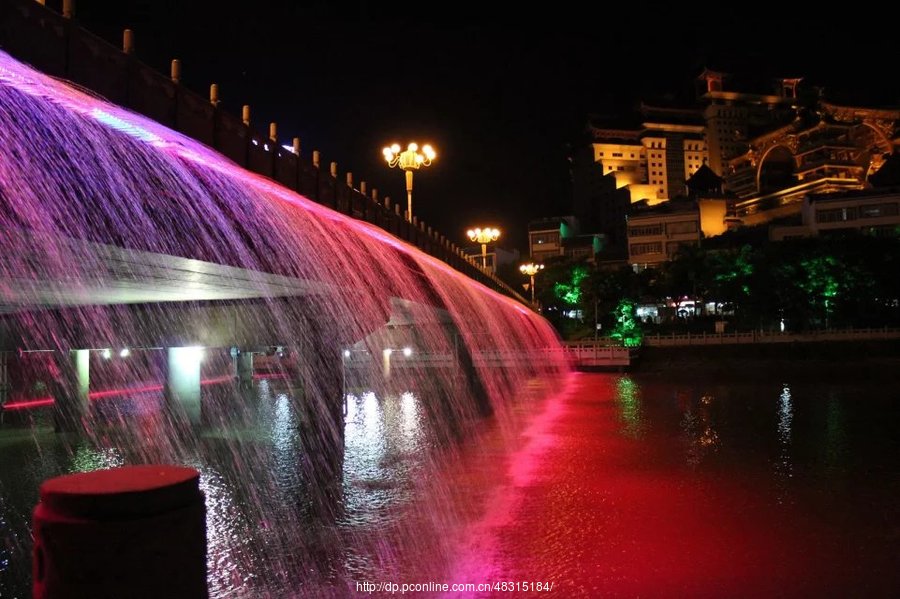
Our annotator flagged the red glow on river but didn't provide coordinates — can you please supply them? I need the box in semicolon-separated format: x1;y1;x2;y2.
456;373;898;598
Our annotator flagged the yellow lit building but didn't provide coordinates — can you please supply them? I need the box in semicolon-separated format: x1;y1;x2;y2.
574;69;900;258
589;105;708;204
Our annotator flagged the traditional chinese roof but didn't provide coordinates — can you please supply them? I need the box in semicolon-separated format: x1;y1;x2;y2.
686;164;723;196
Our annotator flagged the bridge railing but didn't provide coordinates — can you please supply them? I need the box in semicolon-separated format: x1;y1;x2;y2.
0;0;529;305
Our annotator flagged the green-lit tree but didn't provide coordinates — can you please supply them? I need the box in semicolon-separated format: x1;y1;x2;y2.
609;299;643;347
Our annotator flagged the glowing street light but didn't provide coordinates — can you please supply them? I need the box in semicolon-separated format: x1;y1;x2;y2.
467;227;500;269
382;142;436;223
519;262;544;304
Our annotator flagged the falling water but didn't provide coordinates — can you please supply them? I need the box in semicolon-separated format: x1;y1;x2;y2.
0;50;569;596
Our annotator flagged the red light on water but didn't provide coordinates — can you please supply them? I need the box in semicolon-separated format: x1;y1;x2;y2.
2;376;233;411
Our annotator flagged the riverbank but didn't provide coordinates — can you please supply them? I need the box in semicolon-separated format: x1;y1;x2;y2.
632;338;900;381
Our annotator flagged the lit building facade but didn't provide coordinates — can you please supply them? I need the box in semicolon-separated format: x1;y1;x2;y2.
626;200;700;267
528;216;577;262
727;101;899;224
573;69;900;251
769;189;900;241
527;216;603;263
588;105;708;204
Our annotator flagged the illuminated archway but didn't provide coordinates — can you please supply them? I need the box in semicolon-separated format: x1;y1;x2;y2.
756;145;796;193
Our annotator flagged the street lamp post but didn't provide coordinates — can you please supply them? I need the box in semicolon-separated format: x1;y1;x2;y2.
467;227;500;269
382;142;436;223
519;262;544;304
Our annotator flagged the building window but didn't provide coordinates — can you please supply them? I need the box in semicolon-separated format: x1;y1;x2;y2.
530;232;560;245
629;225;663;237
860;203;899;218
630;242;663;256
612;152;623;157
667;221;698;235
816;208;858;223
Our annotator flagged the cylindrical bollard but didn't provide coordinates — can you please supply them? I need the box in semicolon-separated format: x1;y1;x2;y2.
33;465;207;598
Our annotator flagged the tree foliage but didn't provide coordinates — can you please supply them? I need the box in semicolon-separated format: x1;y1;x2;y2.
537;233;900;338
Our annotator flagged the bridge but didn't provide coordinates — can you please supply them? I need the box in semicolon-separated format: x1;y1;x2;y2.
0;1;570;483
0;0;526;303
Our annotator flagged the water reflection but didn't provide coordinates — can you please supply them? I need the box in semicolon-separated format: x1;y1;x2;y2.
615;377;644;438
823;393;848;473
680;392;719;467
774;384;794;503
198;465;258;597
0;380;446;598
68;443;125;473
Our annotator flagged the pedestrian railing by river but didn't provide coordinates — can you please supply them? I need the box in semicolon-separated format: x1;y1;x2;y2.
638;326;900;347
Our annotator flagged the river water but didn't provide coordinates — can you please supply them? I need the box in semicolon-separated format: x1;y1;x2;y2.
1;372;898;597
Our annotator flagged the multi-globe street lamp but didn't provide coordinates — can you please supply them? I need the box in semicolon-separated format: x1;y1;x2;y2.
519;262;544;304
382;142;436;223
467;227;500;269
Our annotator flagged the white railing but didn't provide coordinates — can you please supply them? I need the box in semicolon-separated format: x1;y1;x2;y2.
642;327;900;347
559;343;633;367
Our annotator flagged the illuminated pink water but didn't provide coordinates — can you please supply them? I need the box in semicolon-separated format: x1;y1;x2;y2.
451;373;900;598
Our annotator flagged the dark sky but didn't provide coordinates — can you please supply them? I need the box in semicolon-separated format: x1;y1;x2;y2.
64;1;899;253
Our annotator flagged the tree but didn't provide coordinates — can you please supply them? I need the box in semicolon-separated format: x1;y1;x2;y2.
609;299;643;347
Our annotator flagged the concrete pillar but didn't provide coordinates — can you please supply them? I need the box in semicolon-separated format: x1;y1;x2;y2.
53;349;89;433
235;351;253;389
382;348;392;380
166;347;202;426
295;341;344;520
454;332;491;417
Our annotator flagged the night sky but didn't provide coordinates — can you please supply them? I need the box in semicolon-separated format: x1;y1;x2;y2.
64;1;899;253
